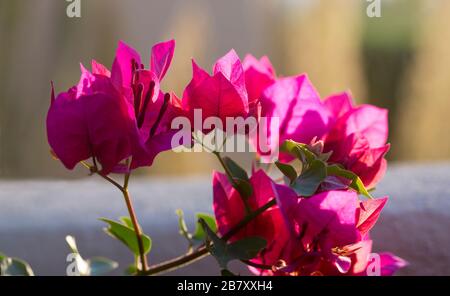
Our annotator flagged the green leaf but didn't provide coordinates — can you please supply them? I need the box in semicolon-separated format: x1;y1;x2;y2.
293;159;327;197
350;177;373;199
280;140;316;164
201;219;228;269
296;143;317;163
275;161;297;184
280;139;372;199
124;264;137;276
200;219;266;270
233;178;253;199
100;218;152;256
192;213;217;241
318;150;333;162
87;257;118;276
227;236;267;260
119;216;135;229
223;157;249;180
0;257;34;276
326;165;373;199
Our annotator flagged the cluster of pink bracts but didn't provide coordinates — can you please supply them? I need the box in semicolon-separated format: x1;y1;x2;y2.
47;40;406;276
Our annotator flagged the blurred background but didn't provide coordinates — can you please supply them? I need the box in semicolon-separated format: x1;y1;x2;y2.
0;0;449;178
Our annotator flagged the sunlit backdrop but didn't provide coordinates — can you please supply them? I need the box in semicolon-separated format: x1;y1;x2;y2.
0;0;448;178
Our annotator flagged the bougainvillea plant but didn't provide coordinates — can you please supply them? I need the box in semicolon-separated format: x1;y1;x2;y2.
0;40;407;276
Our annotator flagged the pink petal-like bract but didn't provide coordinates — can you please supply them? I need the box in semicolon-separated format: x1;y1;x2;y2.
378;253;408;276
151;39;175;81
357;197;388;236
182;50;249;129
47;70;135;174
258;74;330;161
243;54;276;108
323;92;390;188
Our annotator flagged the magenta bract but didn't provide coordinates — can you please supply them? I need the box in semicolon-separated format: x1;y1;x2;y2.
323;92;389;188
182;50;249;129
47;40;180;174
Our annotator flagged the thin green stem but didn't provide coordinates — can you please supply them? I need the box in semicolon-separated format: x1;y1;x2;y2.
122;188;149;273
123;158;131;189
80;161;123;191
140;246;209;276
124;172;131;189
80;160;148;273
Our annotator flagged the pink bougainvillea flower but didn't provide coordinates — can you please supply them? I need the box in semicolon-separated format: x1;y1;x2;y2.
108;39;182;170
182;49;249;129
272;189;406;276
242;54;276;116
47;40;180;174
47;66;136;174
323;92;389;188
212;167;404;276
254;74;330;161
